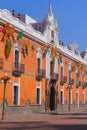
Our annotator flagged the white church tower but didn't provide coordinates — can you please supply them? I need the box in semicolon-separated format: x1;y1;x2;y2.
43;4;59;47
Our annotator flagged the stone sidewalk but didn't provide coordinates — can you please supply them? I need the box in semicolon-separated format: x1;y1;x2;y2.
0;109;87;130
0;107;87;122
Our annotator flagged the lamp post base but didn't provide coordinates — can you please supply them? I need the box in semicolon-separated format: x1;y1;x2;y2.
1;111;5;120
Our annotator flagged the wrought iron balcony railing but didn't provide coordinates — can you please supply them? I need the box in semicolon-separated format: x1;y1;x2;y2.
76;80;81;87
0;58;3;69
12;63;25;77
69;78;74;85
36;69;45;81
82;82;87;89
60;75;67;85
50;72;58;81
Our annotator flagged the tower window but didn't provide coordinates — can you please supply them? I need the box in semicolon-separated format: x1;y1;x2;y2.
51;30;54;42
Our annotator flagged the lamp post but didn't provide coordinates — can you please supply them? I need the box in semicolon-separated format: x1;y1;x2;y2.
0;73;11;120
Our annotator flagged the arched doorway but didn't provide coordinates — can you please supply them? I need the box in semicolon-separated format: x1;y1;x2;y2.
50;86;56;110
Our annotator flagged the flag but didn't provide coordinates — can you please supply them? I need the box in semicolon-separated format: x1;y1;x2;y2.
71;66;75;72
52;56;55;65
5;40;11;59
60;56;62;63
18;31;23;39
43;50;48;57
81;64;84;68
25;45;28;55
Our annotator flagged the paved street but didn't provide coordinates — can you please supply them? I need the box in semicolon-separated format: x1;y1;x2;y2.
0;110;87;130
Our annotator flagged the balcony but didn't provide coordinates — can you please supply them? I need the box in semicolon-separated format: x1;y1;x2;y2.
82;82;87;89
60;75;67;85
36;69;45;81
12;63;25;77
76;80;81;87
69;78;74;85
0;58;3;69
50;72;58;82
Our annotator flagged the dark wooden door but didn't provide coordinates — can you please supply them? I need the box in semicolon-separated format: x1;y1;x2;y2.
50;86;55;110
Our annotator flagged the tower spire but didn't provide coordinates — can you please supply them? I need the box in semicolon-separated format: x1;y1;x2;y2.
49;2;53;17
43;0;54;23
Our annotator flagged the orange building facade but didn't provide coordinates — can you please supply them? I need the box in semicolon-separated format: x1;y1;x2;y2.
0;6;87;111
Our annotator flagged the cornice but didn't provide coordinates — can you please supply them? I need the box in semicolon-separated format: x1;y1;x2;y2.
0;9;47;44
0;9;86;65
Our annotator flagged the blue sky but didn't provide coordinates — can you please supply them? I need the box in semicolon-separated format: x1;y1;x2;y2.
0;0;87;52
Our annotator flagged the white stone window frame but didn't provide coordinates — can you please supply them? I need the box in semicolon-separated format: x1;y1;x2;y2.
14;43;21;64
82;91;85;104
46;49;51;79
36;47;42;70
12;83;20;106
36;86;41;105
60;89;64;104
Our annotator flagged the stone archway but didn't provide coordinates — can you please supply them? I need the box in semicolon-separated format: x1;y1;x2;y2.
45;79;58;112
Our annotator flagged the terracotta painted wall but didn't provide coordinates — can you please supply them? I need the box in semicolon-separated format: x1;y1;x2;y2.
57;54;87;105
0;34;46;106
0;31;87;107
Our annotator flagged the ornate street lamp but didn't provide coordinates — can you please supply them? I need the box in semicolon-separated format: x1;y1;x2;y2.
0;73;11;120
